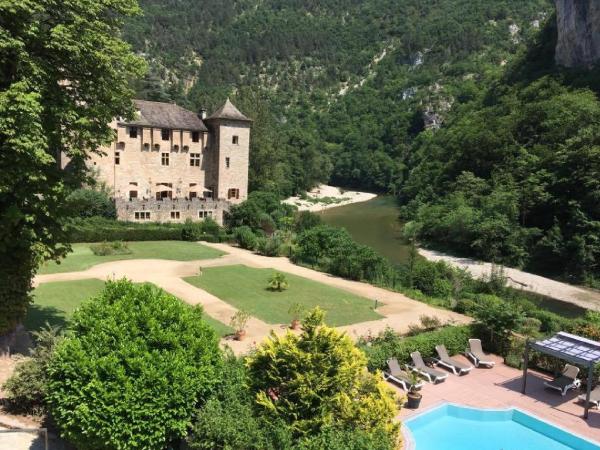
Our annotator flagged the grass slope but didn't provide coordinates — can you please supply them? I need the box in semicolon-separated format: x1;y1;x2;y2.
39;241;225;274
27;279;232;336
184;265;382;326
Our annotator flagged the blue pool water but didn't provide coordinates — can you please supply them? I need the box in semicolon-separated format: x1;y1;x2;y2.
405;404;600;450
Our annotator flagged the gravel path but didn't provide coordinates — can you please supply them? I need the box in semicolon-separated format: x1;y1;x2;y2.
35;244;468;354
419;249;600;311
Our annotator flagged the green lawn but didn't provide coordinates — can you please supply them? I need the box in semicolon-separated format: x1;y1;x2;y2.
26;279;232;336
184;265;382;326
39;241;225;274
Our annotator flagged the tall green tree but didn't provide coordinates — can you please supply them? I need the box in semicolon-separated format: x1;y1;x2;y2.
0;0;145;334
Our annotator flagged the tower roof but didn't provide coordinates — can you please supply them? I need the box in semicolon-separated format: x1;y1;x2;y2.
206;98;251;122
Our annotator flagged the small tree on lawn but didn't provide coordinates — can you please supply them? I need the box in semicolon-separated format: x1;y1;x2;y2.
268;272;289;292
46;280;222;450
246;308;399;441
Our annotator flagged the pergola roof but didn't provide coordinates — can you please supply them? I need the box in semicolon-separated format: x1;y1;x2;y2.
531;332;600;367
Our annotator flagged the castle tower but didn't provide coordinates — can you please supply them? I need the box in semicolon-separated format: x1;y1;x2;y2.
204;99;252;204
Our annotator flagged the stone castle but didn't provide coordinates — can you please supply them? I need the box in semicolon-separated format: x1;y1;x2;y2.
87;98;251;225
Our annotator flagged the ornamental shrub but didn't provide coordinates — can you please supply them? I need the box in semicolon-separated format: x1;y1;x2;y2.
360;325;473;371
46;280;223;450
234;226;259;250
246;308;399;441
65;188;116;219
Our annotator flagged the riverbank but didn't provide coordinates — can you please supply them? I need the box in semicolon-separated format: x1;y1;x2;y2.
419;248;600;312
283;184;376;212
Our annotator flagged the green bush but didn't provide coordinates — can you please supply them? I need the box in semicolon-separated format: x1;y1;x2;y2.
65;188;116;219
89;241;131;256
66;217;182;242
257;234;284;257
181;218;222;242
360;325;473;371
296;427;396;450
293;211;322;233
46;280;223;450
234;226;259;250
2;325;62;415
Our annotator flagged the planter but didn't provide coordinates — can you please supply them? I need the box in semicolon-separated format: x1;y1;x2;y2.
290;319;301;330
406;393;422;409
234;330;247;341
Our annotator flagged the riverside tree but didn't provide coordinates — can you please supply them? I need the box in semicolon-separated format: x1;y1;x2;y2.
0;0;145;334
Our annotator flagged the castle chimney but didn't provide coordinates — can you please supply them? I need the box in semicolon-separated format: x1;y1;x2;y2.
199;108;207;120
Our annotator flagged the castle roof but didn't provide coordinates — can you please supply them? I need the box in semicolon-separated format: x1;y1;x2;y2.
124;99;208;131
206;98;251;122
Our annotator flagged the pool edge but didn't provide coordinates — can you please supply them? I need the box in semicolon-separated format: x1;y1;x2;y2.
401;402;600;450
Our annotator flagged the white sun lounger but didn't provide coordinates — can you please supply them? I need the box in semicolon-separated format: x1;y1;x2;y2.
434;344;474;375
409;351;449;383
544;364;581;396
383;358;424;391
466;339;495;368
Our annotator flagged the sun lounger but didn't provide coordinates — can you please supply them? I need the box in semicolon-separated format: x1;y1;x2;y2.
434;345;474;375
578;385;600;409
409;351;448;383
383;358;424;391
544;364;581;396
466;339;495;368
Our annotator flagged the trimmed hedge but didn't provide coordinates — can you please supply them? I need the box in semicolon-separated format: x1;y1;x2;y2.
360;325;473;371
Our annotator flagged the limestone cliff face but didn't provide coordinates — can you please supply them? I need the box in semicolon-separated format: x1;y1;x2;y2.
555;0;600;67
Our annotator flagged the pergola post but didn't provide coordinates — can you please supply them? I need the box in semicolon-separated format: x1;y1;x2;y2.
584;363;594;420
521;339;529;394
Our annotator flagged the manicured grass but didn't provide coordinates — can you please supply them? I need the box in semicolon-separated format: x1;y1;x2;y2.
26;279;106;331
26;279;233;337
184;265;382;326
39;241;225;274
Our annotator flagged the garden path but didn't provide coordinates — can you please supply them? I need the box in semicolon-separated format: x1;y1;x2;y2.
35;243;469;354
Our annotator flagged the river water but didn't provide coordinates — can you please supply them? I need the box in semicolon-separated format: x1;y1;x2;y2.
319;196;410;265
319;195;587;317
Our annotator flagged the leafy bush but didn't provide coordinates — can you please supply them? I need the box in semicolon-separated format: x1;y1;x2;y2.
360;325;473;371
246;308;399;439
89;241;131;256
46;280;223;450
234;226;259;250
257;233;284;257
293;211;322;233
296;427;396;450
181;218;222;242
65;188;116;219
67;217;182;242
268;272;289;291
2;325;62;415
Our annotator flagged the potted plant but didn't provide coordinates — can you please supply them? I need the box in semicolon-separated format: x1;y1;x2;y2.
405;372;423;409
230;310;250;341
288;303;305;330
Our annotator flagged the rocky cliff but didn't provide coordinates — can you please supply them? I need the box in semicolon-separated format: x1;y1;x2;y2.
555;0;600;67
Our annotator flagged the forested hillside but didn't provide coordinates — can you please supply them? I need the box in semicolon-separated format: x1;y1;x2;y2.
124;0;551;194
400;20;600;285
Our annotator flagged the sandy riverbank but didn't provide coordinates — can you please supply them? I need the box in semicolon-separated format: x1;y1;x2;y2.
419;248;600;311
283;184;376;212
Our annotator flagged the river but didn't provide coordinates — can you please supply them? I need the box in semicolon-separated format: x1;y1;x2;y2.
319;196;411;265
319;195;588;317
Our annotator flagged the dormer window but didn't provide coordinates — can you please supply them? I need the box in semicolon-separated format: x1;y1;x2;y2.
173;145;179;151
143;143;150;150
153;143;160;151
192;131;200;143
129;127;138;138
161;129;170;141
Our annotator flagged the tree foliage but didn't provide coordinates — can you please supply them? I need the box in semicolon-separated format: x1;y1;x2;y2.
246;308;399;441
46;280;222;450
0;0;145;334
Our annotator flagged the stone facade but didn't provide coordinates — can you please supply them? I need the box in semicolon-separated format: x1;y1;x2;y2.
84;99;251;224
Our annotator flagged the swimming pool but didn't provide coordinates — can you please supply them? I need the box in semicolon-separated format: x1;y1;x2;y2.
404;404;600;450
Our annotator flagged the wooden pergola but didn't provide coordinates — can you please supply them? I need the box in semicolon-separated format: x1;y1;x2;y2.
522;331;600;419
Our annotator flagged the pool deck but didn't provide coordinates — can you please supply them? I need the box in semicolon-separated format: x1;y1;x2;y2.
394;354;600;443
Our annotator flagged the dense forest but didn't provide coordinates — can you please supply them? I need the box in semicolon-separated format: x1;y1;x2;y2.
124;0;550;194
122;0;600;283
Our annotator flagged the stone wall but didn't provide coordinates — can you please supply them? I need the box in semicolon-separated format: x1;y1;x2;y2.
116;198;230;225
555;0;600;68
